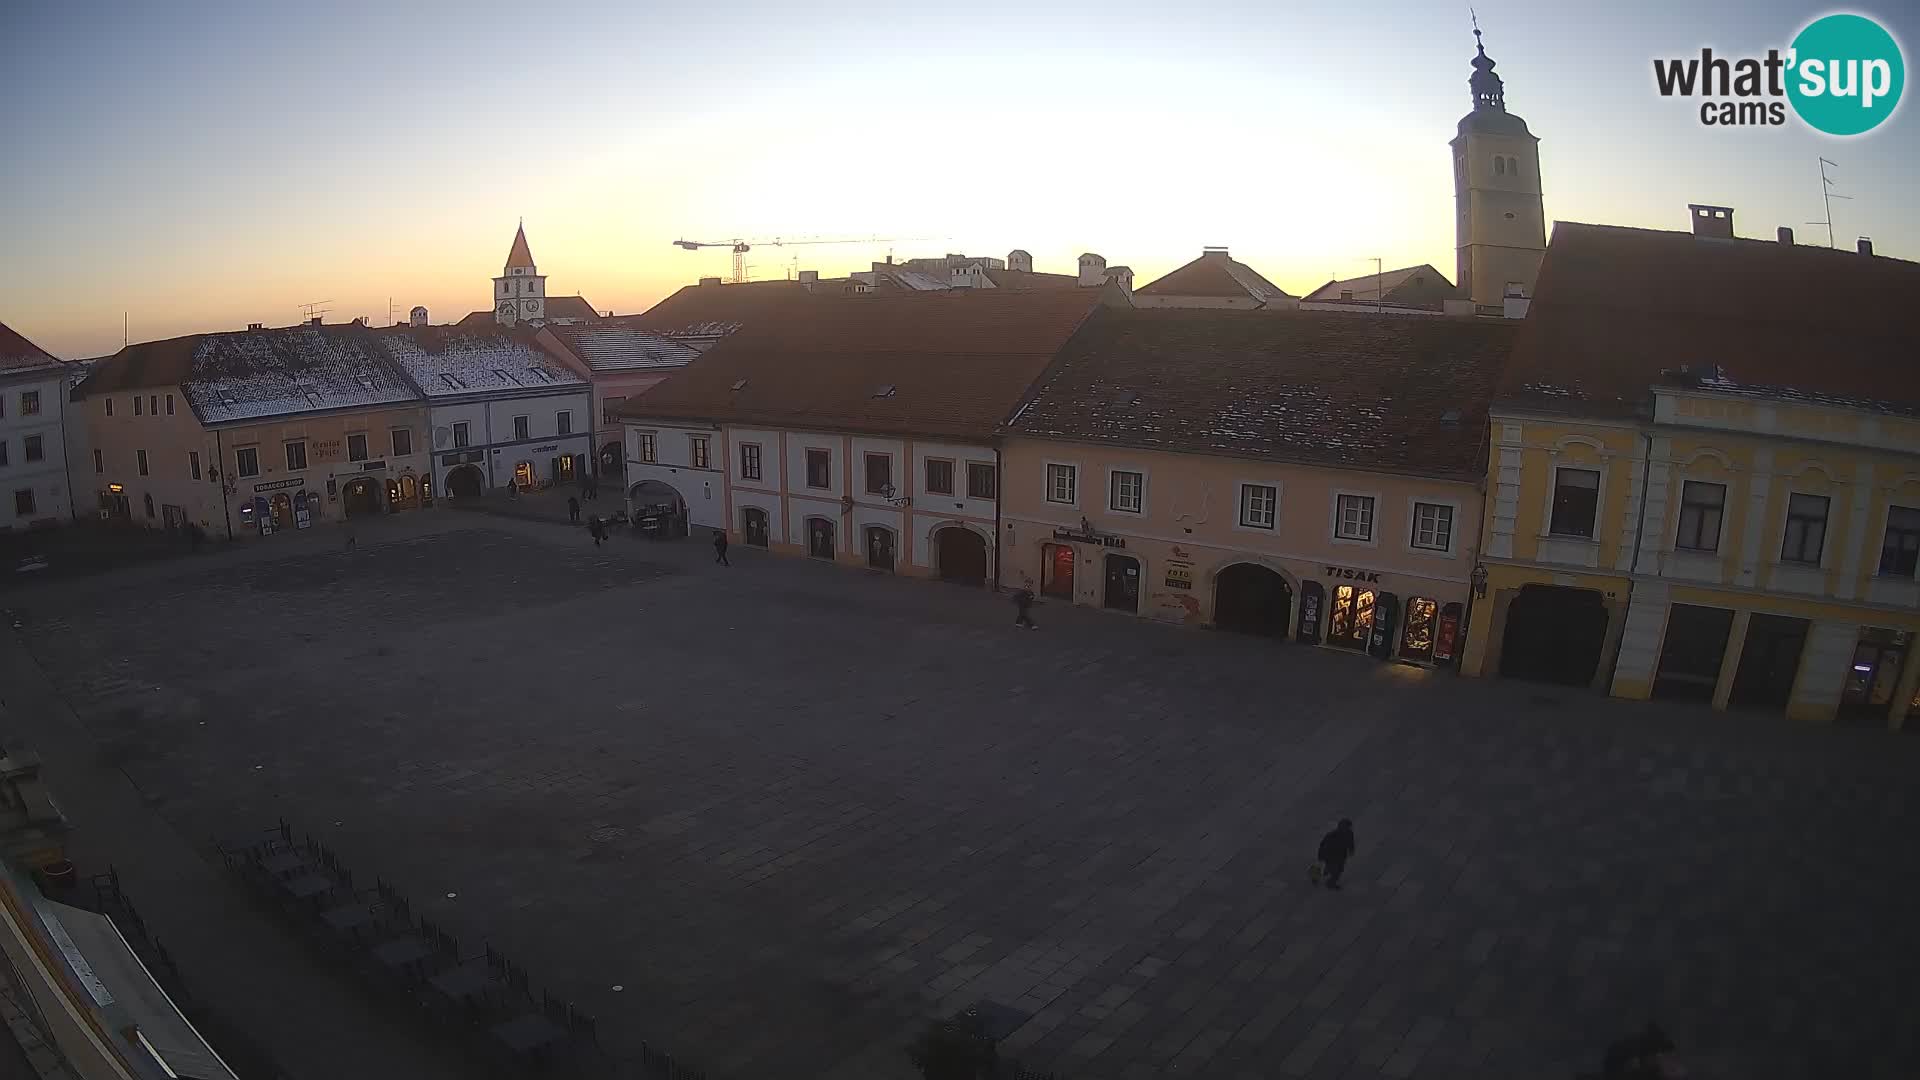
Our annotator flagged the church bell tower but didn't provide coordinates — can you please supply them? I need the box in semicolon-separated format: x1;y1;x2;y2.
493;222;546;326
1450;27;1546;309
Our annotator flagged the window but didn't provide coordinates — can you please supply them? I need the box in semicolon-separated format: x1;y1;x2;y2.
1046;463;1077;505
1548;468;1600;538
690;436;710;469
189;451;200;480
1411;502;1453;551
1495;156;1506;175
13;490;33;516
557;411;571;436
1781;493;1830;565
513;415;530;440
925;458;954;495
740;443;762;480
285;440;307;471
637;433;656;463
805;448;832;489
105;398;113;417
1109;470;1144;513
24;436;43;463
134;395;143;416
21;391;39;416
348;433;369;462
149;395;157;415
1335;493;1375;541
94;449;103;474
166;393;175;415
391;428;412;457
1240;484;1277;529
143;493;154;518
136;448;148;475
1881;507;1920;577
967;462;997;500
865;453;892;494
236;447;259;477
1675;481;1727;553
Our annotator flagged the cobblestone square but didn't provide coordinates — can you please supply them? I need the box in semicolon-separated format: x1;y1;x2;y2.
6;516;1918;1079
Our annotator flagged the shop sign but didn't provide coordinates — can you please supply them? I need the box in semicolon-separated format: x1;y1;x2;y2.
253;477;305;493
1165;560;1193;590
360;460;388;471
1323;565;1381;583
532;444;558;453
313;438;344;461
1053;526;1126;548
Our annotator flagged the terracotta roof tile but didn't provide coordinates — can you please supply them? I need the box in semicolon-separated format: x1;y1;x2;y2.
619;289;1111;440
1502;222;1920;418
626;280;825;340
1135;250;1292;301
1008;308;1515;480
0;320;60;372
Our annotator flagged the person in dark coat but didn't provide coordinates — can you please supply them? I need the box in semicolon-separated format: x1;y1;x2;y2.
588;516;603;548
1316;819;1356;889
567;496;581;524
712;530;730;566
1012;588;1037;629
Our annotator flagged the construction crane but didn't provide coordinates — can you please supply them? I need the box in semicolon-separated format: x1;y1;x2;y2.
671;235;926;284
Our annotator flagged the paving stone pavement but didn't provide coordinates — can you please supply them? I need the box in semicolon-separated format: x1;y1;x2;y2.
3;514;1918;1079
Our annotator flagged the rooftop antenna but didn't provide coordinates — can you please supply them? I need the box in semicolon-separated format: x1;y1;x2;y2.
123;312;128;347
298;300;333;323
1808;157;1850;249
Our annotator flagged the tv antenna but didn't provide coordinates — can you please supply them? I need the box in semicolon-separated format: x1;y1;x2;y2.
298;300;334;322
1807;158;1850;249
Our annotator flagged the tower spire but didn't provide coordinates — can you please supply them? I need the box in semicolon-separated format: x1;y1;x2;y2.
1469;15;1506;111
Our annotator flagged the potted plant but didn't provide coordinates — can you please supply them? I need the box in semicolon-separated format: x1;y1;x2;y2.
909;1009;998;1080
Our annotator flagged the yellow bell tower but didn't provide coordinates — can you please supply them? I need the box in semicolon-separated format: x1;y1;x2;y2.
1450;27;1546;309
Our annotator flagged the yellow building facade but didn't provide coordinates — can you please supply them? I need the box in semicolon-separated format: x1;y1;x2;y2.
1462;384;1920;730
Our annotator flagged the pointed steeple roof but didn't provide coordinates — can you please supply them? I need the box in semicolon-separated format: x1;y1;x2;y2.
504;222;536;271
1456;21;1532;137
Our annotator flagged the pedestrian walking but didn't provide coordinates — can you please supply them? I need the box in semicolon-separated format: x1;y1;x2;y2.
1012;587;1038;629
344;523;357;552
567;495;581;524
713;530;730;566
588;516;604;548
1314;818;1356;890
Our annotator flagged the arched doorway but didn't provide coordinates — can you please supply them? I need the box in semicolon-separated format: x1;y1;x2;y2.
865;526;896;571
742;507;770;547
599;442;624;476
1326;585;1375;650
342;478;380;517
630;480;688;539
936;526;988;585
270;492;294;530
1042;543;1075;599
1103;554;1140;612
806;517;836;559
445;465;484;498
1213;563;1293;638
1499;585;1608;685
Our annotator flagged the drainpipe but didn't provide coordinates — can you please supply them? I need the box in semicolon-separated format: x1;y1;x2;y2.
1602;430;1656;689
992;445;1004;592
215;429;234;540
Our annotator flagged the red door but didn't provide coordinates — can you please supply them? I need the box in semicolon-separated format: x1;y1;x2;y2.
1044;544;1075;598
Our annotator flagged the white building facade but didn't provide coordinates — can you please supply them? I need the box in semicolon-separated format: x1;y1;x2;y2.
0;365;73;530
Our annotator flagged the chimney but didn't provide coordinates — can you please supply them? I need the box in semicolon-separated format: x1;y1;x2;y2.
309;316;323;326
1103;266;1134;299
1858;237;1875;257
1202;246;1231;259
1688;203;1736;239
409;305;429;327
797;270;819;284
1006;249;1033;273
247;322;264;331
1777;227;1794;246
699;276;723;287
1077;252;1107;288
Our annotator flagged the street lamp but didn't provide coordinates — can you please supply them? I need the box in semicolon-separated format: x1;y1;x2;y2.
1471;563;1489;599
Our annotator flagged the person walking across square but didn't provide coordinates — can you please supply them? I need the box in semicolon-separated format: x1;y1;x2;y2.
1316;818;1356;890
713;529;730;566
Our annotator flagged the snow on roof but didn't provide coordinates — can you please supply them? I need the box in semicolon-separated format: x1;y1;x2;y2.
379;327;585;397
544;324;701;372
184;326;420;425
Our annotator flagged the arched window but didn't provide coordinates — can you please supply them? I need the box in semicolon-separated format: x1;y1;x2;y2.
1494;156;1506;176
143;493;155;518
1509;156;1522;177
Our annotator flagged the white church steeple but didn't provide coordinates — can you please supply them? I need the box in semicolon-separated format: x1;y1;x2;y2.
493;221;546;325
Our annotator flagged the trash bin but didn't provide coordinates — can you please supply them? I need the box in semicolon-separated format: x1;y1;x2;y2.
39;859;76;895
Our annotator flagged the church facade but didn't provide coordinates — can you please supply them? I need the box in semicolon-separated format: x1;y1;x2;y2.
456;225;602;329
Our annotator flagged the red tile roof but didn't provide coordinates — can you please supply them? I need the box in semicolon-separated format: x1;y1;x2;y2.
1502;222;1920;418
1135;250;1291;301
981;268;1081;291
73;334;201;393
1007;308;1515;481
1304;264;1457;307
0;320;60;372
625;280;824;340
618;289;1113;440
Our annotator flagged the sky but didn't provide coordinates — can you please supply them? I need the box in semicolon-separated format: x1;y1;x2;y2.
3;0;1916;359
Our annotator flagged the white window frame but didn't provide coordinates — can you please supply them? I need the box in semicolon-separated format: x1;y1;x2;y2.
452;422;471;449
284;439;308;472
390;427;412;458
1878;502;1920;580
689;435;711;470
557;410;572;436
804;447;833;489
966;461;998;501
1778;489;1832;568
235;446;260;478
1330;490;1380;547
1406;497;1460;556
1106;467;1147;515
924;456;956;496
739;441;763;482
863;451;894;495
1044;461;1079;508
1235;481;1280;532
635;431;656;463
1546;464;1603;541
1671;477;1728;555
347;432;369;462
512;414;531;441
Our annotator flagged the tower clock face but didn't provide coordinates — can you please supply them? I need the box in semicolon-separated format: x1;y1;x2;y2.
522;299;539;313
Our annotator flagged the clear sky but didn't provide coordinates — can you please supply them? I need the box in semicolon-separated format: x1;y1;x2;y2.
3;0;1915;359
